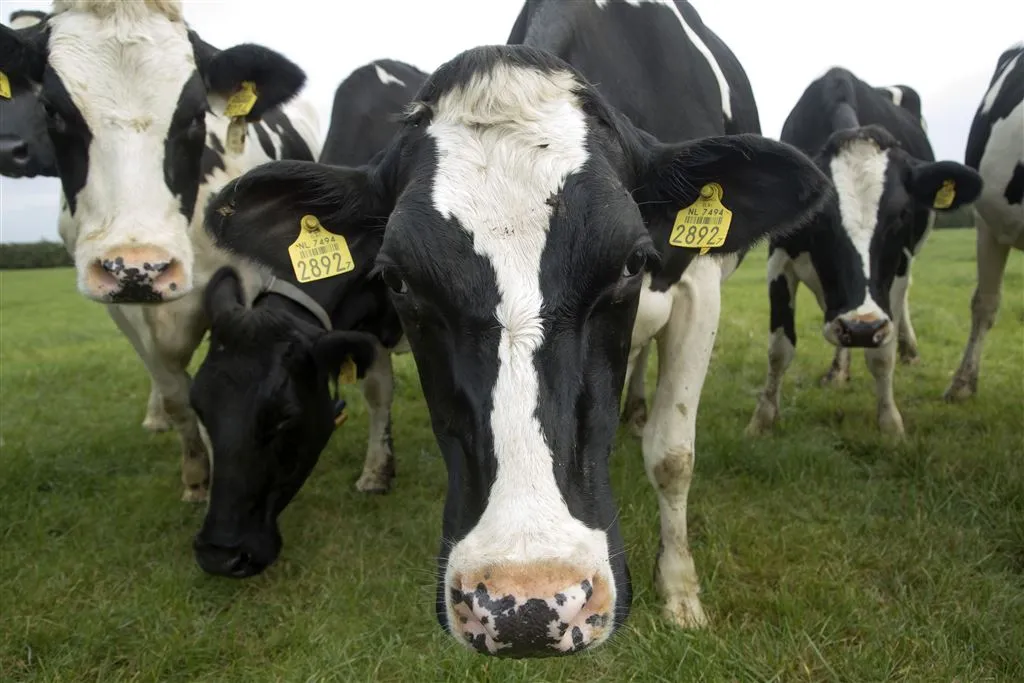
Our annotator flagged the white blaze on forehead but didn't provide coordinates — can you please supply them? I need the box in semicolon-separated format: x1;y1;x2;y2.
594;0;732;121
428;63;613;623
373;64;406;88
47;8;197;255
829;139;889;318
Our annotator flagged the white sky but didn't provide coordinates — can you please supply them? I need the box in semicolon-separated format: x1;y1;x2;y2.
1;0;1022;243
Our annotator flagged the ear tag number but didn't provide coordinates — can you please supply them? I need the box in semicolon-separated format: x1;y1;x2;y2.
338;357;358;385
933;179;955;209
288;215;356;284
225;117;247;155
224;81;258;118
669;182;733;254
333;398;349;428
0;72;11;100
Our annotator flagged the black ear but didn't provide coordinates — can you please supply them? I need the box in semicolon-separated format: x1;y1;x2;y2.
0;21;48;83
636;134;832;255
188;31;306;120
905;159;983;211
205;159;383;277
312;331;378;379
203;266;245;323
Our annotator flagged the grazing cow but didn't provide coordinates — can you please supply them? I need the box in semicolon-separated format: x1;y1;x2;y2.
203;0;831;656
0;1;320;501
191;59;424;577
945;43;1024;401
0;10;54;177
746;67;982;438
319;59;428;166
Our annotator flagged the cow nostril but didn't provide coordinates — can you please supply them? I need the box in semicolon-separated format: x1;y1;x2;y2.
229;551;251;576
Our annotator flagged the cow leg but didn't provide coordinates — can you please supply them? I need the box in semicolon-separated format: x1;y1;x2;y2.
895;252;920;365
864;342;904;436
621;341;651;436
747;250;798;435
105;305;171;432
356;342;396;494
819;346;851;386
944;216;1012;402
644;257;721;629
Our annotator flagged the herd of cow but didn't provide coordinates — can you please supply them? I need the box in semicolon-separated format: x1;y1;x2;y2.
1;0;1020;660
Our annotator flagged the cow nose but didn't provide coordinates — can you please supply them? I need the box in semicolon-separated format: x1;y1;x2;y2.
0;136;31;174
832;315;892;347
449;562;613;657
84;247;188;303
193;540;268;578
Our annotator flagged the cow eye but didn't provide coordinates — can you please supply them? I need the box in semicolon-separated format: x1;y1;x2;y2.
43;103;67;134
621;247;647;279
381;268;408;295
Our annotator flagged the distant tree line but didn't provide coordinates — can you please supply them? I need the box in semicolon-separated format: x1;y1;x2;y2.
0;207;978;270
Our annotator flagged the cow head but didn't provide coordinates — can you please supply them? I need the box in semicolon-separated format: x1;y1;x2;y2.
0;1;306;303
813;125;981;347
203;45;831;656
0;10;55;178
190;266;378;578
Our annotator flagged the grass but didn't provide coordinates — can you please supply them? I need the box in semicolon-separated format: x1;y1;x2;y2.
1;228;1022;682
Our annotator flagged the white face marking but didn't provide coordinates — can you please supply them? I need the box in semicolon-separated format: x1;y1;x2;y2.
48;8;198;283
428;63;614;644
593;0;732;120
373;64;407;88
829;139;889;319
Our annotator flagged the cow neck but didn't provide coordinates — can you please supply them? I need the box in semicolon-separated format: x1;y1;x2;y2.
254;272;333;331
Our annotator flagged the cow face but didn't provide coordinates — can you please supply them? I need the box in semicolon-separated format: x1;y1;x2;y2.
0;11;55;178
0;3;305;303
190;267;376;578
203;45;831;656
815;126;981;347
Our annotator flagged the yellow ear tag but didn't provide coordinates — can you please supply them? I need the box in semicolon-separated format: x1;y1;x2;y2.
338;357;358;385
288;215;356;283
669;182;732;255
933;179;955;209
0;71;11;100
225;117;246;155
224;81;258;118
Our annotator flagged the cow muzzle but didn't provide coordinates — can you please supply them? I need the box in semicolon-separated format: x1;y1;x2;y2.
448;561;614;658
826;313;893;348
193;532;280;579
82;246;189;303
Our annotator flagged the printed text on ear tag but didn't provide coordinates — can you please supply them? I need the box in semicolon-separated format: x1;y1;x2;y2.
224;81;258;118
338;357;358;385
0;72;11;100
933;179;955;209
288;215;356;283
669;182;732;254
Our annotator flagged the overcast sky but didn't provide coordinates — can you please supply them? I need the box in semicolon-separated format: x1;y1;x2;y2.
1;0;1022;243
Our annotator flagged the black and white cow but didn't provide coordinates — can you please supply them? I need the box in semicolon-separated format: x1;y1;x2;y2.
0;10;54;177
746;67;982;438
0;1;320;502
190;59;425;577
202;0;830;656
945;43;1024;401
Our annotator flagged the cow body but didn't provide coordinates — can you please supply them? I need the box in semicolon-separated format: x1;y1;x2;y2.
746;67;981;437
203;0;831;656
945;43;1024;401
191;59;424;576
0;1;318;501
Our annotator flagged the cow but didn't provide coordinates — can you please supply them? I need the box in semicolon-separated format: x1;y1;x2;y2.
745;66;982;439
201;0;832;657
945;43;1024;402
0;10;55;177
190;59;425;577
0;0;320;502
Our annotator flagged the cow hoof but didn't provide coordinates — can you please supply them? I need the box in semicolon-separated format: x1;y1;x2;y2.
662;598;708;630
819;370;850;387
943;378;976;403
899;353;920;366
621;400;647;437
878;411;905;439
181;484;208;503
745;403;777;437
142;415;172;433
356;474;392;495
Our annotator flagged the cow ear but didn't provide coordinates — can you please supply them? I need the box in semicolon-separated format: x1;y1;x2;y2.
203;266;246;323
0;21;48;84
904;159;982;211
205;159;385;279
312;331;378;379
636;134;832;255
188;31;306;120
